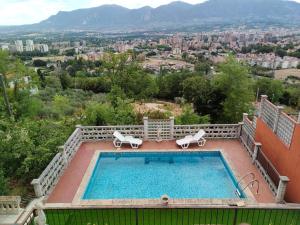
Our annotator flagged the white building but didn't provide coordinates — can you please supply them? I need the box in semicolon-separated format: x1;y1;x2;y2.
15;40;23;52
1;44;9;51
36;44;49;53
25;40;35;52
172;47;181;55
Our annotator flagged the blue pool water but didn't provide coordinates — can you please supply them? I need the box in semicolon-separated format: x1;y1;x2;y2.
83;151;245;200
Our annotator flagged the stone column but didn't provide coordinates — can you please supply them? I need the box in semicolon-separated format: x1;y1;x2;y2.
273;106;284;133
275;176;290;203
238;122;244;138
243;113;249;122
31;179;43;197
59;146;68;166
252;142;262;164
259;95;268;118
75;124;82;140
169;117;175;139
143;117;149;140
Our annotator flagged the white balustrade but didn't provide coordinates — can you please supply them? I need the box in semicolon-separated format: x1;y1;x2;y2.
0;196;21;215
174;124;241;139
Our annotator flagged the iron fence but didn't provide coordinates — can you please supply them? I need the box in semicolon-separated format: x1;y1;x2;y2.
24;207;300;225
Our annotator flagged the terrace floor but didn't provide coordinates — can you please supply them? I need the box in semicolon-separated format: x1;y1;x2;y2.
46;139;275;205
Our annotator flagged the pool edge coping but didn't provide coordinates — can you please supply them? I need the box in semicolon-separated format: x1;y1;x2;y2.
70;149;256;207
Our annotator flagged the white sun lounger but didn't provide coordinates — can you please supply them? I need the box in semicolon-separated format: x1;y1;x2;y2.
113;131;143;149
176;129;206;149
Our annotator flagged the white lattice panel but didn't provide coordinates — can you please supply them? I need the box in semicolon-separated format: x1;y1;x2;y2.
38;153;65;196
243;117;255;138
148;119;171;140
174;124;240;139
276;114;295;146
261;100;277;130
240;126;256;154
81;126;144;141
64;128;82;161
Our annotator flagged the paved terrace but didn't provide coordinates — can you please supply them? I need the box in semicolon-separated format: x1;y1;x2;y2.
47;139;275;205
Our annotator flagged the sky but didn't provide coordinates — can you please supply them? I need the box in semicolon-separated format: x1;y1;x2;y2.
0;0;300;26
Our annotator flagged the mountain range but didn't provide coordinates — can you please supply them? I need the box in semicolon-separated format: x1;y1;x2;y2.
3;0;300;32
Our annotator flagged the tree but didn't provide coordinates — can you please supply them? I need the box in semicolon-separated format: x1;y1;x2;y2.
65;48;76;56
85;103;112;126
53;94;73;118
37;69;46;88
0;169;8;195
107;85;126;108
182;75;223;119
157;71;192;100
0;50;9;74
255;78;284;103
33;59;47;67
176;105;210;125
195;61;211;75
182;52;189;61
213;56;254;123
58;71;72;90
280;87;300;109
275;48;287;58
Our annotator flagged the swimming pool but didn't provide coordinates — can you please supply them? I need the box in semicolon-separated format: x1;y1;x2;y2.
83;151;245;200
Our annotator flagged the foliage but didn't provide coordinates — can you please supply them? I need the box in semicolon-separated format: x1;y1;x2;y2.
157;45;172;51
195;61;211;75
0;50;9;74
255;78;284;103
213;56;254;123
0;119;72;184
0;168;8;195
33;59;47;67
288;49;300;59
280;86;300;110
65;48;76;56
58;71;72;90
176;105;210;125
156;71;192;100
84;99;136;126
85;103;113;126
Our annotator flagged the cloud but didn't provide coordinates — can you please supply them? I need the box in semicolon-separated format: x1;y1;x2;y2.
0;0;66;25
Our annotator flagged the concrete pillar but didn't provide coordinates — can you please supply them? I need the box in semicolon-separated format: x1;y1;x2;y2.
275;176;290;203
238;122;244;138
169;117;175;139
252;142;262;163
58;146;68;166
259;95;268;118
31;179;43;197
143;117;149;140
243;113;249;122
75;124;83;140
273;106;284;133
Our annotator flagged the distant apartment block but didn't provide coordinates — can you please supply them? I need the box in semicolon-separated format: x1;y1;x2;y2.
25;40;35;52
35;44;49;53
15;40;23;52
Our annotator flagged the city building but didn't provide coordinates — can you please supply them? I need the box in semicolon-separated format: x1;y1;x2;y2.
15;40;23;52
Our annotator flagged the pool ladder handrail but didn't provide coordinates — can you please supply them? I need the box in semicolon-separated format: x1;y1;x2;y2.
237;172;255;187
241;179;260;195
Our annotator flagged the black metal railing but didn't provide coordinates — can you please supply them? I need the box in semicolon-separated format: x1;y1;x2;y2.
30;207;300;225
256;150;281;188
